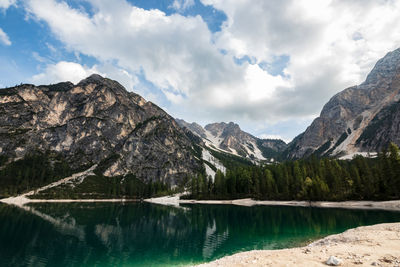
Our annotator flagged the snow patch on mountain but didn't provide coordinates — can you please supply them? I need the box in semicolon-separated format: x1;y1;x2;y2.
202;148;226;180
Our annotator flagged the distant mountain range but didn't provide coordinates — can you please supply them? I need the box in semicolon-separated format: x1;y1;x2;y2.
1;48;400;188
175;119;287;161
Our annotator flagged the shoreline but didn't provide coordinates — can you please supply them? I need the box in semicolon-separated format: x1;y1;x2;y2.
2;196;400;266
179;198;400;211
195;222;400;267
1;195;400;211
0;196;139;206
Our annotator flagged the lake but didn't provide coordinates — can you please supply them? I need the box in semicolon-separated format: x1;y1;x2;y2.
0;202;400;267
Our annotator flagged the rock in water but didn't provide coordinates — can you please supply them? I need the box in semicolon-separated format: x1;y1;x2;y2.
326;256;343;266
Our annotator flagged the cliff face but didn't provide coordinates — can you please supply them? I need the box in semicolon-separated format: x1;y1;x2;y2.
176;120;287;161
286;48;400;159
0;74;200;184
356;99;400;151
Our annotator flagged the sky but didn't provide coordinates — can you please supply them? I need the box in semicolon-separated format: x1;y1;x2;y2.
1;0;400;142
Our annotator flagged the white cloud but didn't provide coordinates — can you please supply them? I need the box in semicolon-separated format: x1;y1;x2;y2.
202;0;400;118
259;134;285;141
24;0;400;139
32;51;47;63
0;0;16;9
24;0;289;117
30;61;139;92
0;28;11;45
31;61;97;85
170;0;195;12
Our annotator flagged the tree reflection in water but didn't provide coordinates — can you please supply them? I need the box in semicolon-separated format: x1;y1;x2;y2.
0;203;399;267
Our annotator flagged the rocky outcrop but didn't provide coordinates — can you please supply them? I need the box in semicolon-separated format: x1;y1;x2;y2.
0;74;200;184
286;48;400;159
356;100;400;151
206;122;257;157
176;120;287;160
175;119;207;139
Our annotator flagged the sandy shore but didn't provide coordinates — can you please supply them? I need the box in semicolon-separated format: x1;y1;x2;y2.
196;222;400;267
180;198;400;211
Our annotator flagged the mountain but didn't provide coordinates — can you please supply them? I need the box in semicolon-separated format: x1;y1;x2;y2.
176;119;287;161
286;48;400;159
0;74;201;185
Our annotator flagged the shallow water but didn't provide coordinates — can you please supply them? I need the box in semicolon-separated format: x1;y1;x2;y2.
0;202;399;267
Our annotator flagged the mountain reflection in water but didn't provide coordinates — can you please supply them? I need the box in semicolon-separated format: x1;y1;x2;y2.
1;202;400;267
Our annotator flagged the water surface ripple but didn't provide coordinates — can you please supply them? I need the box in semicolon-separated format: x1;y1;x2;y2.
1;202;400;267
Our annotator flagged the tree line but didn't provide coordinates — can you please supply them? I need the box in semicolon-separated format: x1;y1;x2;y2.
184;143;400;201
0;153;71;198
1;143;399;200
0;152;175;199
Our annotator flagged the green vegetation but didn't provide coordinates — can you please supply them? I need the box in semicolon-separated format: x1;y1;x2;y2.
207;148;254;169
93;153;120;176
0;88;16;96
312;139;332;157
31;173;175;199
0;152;72;198
0;155;8;167
2;142;400;201
333;132;348;149
185;143;400;201
356;100;400;147
256;139;284;159
0;152;174;199
323;132;349;156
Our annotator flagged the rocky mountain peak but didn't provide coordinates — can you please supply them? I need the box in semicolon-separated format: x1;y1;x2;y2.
363;48;400;88
175;119;207;138
177;119;287;161
0;76;201;184
77;73;107;85
204;122;227;136
204;122;242;137
221;122;246;139
286;47;400;159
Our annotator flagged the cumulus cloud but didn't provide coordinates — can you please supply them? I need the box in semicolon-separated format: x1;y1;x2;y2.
0;0;16;9
31;61;139;91
170;0;195;12
24;0;284;114
31;61;98;85
24;0;400;139
201;0;400;118
0;28;11;45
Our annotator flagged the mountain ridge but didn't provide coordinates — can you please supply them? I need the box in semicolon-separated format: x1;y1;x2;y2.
176;119;287;161
285;48;400;159
0;74;201;185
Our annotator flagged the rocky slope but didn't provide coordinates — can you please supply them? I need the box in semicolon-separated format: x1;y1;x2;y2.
176;120;287;161
0;74;200;184
286;48;400;159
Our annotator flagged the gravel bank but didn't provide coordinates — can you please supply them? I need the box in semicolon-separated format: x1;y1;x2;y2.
195;223;400;267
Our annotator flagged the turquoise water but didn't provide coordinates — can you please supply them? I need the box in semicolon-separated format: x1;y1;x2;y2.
0;202;400;267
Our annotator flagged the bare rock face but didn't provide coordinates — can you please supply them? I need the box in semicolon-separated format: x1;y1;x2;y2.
175;119;207;139
356;100;400;151
286;48;400;159
176;120;287;160
0;74;200;184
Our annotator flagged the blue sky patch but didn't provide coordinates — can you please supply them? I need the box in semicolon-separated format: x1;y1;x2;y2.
259;55;290;77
